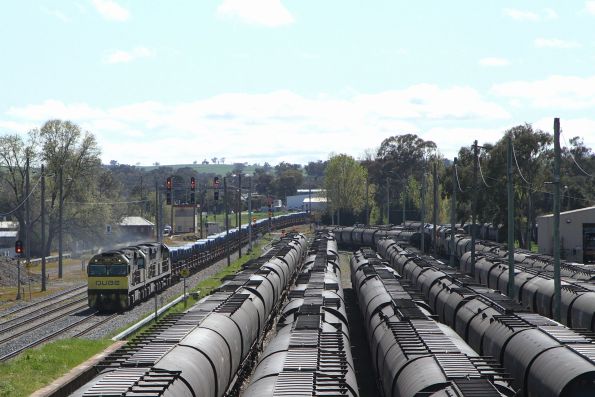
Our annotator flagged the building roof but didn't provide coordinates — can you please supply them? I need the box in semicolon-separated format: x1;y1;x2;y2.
0;231;18;238
537;205;595;219
303;197;327;203
119;216;155;227
296;189;325;194
0;221;18;230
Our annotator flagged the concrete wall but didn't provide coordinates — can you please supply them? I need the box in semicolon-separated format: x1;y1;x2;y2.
537;206;595;263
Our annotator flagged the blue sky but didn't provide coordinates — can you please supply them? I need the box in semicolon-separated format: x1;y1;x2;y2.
1;1;595;165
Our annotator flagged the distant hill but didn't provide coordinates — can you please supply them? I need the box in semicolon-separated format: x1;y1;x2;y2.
138;164;259;174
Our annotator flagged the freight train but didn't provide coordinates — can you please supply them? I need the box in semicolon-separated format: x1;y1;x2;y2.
245;231;359;395
350;247;514;396
87;212;307;311
74;232;307;397
376;239;595;397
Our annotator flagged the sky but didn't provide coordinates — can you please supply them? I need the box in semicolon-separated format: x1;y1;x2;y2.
1;1;595;166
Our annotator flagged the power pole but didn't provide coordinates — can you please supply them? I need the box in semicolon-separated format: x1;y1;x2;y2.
386;177;390;224
58;166;63;279
420;166;426;253
450;158;457;267
470;140;479;274
41;164;46;291
248;177;253;252
432;162;438;256
402;184;406;226
225;177;230;266
365;176;369;225
155;180;159;241
507;135;515;297
553;118;561;322
170;179;174;235
25;155;30;264
238;174;242;258
309;183;312;231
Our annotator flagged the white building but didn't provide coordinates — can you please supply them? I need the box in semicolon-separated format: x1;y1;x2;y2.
537;205;595;264
286;189;325;210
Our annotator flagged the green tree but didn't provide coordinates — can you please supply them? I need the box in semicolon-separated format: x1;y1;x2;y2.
324;154;367;225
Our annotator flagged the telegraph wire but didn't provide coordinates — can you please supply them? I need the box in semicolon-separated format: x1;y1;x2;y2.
0;175;43;217
477;155;492;188
561;130;593;177
511;139;532;185
454;163;466;193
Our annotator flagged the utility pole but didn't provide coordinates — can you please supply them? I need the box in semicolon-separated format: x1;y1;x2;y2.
248;177;253;252
450;158;457;267
420;166;426;253
432;162;438;256
58;166;63;279
25;155;30;264
170;179;174;236
238;174;242;258
553;118;561;322
155;180;162;242
309;183;312;231
507;135;515;298
386;177;390;224
365;176;369;225
470;140;479;274
225;177;230;266
41;164;46;291
402;184;406;226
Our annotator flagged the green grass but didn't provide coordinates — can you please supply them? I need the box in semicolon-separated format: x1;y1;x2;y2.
0;339;113;397
514;241;539;253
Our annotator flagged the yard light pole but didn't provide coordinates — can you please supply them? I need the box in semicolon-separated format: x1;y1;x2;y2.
224;177;230;266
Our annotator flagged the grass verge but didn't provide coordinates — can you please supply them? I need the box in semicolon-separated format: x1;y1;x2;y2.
0;339;113;397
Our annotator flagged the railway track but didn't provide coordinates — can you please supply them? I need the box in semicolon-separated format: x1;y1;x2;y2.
0;298;89;345
0;284;87;322
0;312;119;362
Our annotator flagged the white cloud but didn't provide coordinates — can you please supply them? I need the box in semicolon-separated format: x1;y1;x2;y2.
42;7;70;22
586;1;595;15
503;8;557;21
104;47;154;64
534;117;595;151
492;74;595;109
479;57;510;67
534;38;581;48
217;0;294;27
91;0;129;22
1;87;509;165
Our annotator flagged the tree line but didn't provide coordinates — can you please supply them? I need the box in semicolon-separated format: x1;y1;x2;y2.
2;119;594;257
324;124;595;250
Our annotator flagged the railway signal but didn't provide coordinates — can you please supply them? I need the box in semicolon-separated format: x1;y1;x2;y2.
15;239;23;255
166;177;172;205
213;176;220;188
190;177;196;204
214;191;220;201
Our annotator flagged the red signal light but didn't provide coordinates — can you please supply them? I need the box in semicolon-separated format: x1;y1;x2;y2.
190;177;196;191
15;240;23;255
166;177;172;190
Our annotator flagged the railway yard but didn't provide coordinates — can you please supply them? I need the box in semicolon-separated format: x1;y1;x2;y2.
0;222;594;396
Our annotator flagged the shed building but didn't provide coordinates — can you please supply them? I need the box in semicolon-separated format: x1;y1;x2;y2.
537;205;595;264
119;216;155;240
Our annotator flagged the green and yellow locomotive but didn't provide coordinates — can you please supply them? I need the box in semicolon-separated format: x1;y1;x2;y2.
87;243;171;311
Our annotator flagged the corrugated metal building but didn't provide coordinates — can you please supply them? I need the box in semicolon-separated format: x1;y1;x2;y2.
537;206;595;264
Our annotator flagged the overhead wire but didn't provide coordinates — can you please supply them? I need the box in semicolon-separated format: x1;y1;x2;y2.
477;154;491;188
511;139;532;185
561;130;593;177
0;174;43;217
454;163;465;193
